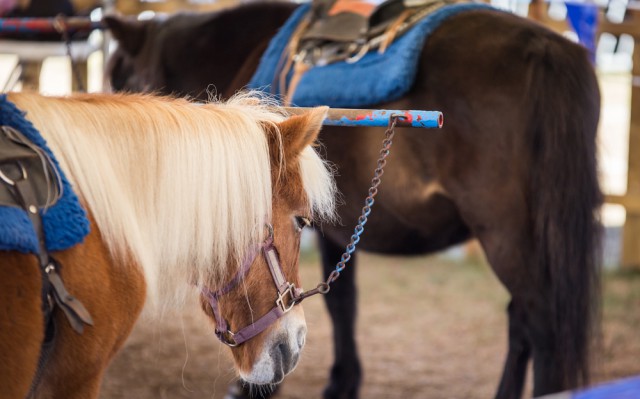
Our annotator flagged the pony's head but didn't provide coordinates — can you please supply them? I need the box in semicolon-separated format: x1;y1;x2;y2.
104;2;297;100
201;106;335;384
103;15;165;94
103;12;246;98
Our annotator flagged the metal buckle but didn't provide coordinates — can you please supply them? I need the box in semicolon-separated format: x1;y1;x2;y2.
345;43;370;64
218;329;238;347
45;263;56;274
276;283;297;313
0;162;27;187
265;223;274;240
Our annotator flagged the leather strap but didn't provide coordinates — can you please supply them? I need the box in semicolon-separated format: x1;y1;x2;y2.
264;243;287;292
46;258;93;334
231;307;285;344
0;126;62;208
202;225;302;347
3;167;91;399
284;61;310;107
7;174;93;334
14;178;49;266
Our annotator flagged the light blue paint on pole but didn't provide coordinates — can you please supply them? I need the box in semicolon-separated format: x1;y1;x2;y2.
319;109;444;129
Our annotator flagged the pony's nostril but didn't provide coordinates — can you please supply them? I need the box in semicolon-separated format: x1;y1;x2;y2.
271;340;293;375
279;342;291;366
297;326;306;349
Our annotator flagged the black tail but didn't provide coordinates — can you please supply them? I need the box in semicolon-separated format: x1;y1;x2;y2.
527;33;602;388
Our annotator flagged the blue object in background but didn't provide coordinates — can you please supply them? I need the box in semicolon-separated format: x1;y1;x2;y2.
573;375;640;398
565;1;598;64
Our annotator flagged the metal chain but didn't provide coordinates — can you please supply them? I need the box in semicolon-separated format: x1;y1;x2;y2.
296;114;404;302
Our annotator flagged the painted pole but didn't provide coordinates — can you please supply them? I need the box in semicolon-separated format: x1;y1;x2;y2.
0;18;104;34
284;107;444;128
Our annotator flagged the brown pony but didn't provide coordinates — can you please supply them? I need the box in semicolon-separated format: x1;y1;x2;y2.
0;91;336;398
105;2;603;398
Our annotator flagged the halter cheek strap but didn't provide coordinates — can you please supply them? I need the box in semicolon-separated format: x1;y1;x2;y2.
202;227;303;347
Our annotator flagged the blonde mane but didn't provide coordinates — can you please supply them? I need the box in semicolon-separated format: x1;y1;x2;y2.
9;92;336;308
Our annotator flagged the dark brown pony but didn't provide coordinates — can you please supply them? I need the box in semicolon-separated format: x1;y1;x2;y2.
0;91;336;398
105;3;602;398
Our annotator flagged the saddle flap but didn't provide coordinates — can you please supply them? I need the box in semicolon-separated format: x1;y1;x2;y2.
302;12;368;43
368;0;408;33
0;126;62;209
0;130;39;164
301;0;409;43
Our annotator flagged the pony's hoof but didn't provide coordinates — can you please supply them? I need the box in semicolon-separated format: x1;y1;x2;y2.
224;380;280;399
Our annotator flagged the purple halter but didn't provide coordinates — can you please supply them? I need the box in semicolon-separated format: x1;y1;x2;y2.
201;224;303;347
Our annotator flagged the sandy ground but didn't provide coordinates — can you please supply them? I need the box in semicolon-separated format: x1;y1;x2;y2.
99;248;640;399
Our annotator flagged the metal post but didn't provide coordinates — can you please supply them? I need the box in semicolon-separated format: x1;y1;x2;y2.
284;107;443;128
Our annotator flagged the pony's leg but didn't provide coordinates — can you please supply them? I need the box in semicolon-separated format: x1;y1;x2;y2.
526;295;566;396
466;203;537;399
494;301;531;399
477;222;566;398
318;235;361;399
501;289;566;396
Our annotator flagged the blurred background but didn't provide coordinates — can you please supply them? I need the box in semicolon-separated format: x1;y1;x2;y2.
0;1;638;398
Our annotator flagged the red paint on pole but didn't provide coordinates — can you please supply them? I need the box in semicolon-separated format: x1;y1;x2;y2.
355;112;374;121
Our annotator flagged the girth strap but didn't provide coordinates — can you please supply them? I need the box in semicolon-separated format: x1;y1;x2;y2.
0;126;93;334
17;183;92;332
7;168;94;333
1;124;93;399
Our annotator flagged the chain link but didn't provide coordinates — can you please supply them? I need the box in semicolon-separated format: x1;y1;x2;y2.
294;115;403;303
322;114;403;287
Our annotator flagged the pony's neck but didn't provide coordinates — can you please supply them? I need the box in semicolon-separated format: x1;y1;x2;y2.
9;92;276;307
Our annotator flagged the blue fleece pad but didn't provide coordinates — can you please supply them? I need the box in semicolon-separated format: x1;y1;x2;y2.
249;2;493;107
572;376;640;399
0;95;89;254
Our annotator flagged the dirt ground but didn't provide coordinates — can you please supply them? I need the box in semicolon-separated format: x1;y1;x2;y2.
99;245;640;399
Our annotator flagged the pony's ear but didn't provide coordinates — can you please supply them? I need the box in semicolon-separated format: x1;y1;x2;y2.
278;106;328;161
103;15;147;56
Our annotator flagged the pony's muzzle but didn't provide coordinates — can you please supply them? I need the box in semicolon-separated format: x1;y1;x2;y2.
269;324;306;383
242;317;306;385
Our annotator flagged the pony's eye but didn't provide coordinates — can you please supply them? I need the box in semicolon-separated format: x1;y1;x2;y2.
294;216;311;231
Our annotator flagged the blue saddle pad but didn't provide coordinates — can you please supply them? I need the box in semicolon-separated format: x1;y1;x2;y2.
249;2;493;107
0;95;89;254
571;376;640;399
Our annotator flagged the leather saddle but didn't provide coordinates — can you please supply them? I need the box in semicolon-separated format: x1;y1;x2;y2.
278;0;450;102
303;0;409;43
294;0;449;66
0;125;61;209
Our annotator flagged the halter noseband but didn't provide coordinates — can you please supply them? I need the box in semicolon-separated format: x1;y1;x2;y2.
201;224;303;347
